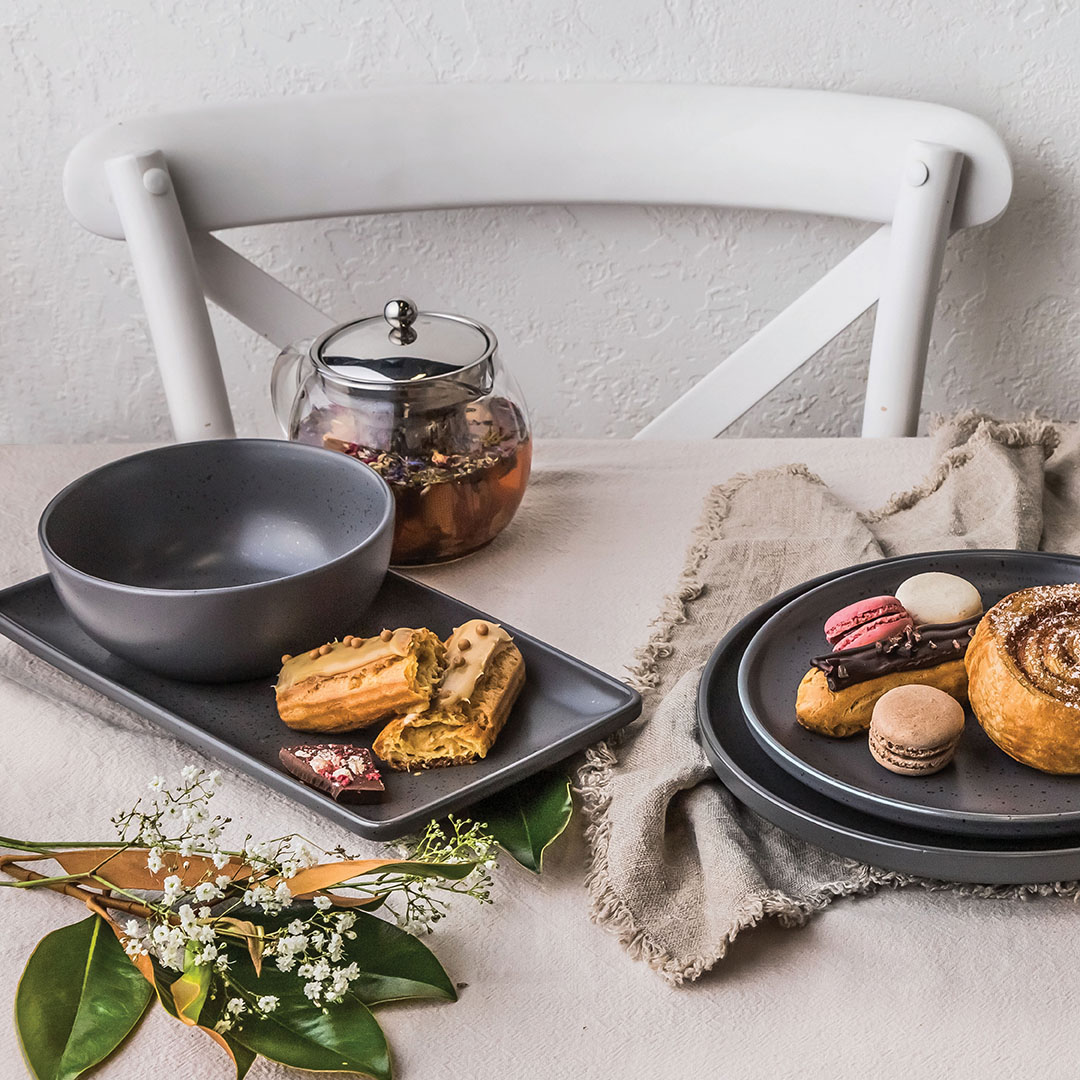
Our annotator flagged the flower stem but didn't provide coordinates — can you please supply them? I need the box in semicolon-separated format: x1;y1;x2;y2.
0;873;95;888
0;837;128;852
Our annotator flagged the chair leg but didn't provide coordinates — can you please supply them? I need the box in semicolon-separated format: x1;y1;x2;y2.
861;141;962;437
106;150;235;441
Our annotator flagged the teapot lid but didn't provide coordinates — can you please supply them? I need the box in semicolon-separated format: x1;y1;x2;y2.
313;298;496;386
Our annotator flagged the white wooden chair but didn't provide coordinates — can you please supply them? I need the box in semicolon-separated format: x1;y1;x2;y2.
64;84;1011;442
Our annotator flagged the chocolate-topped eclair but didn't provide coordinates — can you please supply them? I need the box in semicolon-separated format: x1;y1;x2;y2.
795;617;979;739
811;617;980;692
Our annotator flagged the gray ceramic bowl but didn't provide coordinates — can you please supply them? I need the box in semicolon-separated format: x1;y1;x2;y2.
38;439;394;682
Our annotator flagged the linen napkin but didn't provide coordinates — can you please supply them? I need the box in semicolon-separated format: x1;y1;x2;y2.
579;414;1079;985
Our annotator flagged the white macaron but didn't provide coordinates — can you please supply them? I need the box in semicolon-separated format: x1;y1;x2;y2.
895;571;983;627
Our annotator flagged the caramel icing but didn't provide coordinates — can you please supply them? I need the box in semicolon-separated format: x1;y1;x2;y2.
988;584;1080;706
276;628;420;692
439;620;511;706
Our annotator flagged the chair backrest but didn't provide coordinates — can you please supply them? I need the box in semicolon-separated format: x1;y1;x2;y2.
65;83;1012;441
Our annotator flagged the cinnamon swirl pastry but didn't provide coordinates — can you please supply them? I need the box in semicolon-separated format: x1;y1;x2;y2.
966;584;1080;773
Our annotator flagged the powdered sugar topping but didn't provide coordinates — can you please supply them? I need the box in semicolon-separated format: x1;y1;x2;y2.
988;584;1080;706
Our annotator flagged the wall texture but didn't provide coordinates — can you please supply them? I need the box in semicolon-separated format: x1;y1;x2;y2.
2;0;1078;443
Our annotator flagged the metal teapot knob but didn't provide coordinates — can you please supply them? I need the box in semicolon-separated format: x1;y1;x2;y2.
384;297;418;346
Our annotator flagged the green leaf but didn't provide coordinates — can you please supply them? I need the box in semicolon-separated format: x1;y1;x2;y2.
473;770;573;873
223;955;391;1080
223;905;456;1006
15;914;152;1080
342;910;456;1006
170;943;213;1026
153;963;256;1079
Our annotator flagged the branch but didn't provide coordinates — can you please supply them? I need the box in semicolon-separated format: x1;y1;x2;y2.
0;854;155;919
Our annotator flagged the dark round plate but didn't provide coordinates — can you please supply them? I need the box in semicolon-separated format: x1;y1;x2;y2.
737;551;1080;837
699;559;1080;883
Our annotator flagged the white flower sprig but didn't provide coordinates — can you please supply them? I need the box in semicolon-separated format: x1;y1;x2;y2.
107;766;496;1028
1;761;503;1080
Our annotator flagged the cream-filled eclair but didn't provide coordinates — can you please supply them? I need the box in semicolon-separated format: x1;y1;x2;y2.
275;629;444;733
373;620;524;770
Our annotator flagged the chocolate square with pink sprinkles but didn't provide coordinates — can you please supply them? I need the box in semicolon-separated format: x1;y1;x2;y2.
279;744;385;802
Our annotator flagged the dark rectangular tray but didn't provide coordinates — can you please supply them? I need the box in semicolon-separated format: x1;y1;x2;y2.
0;573;640;840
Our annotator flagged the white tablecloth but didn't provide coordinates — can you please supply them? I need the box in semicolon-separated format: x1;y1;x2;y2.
2;439;1074;1080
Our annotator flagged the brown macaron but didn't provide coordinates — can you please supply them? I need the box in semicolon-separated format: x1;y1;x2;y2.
868;684;965;776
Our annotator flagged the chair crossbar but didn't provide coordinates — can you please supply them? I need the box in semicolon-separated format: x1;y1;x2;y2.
636;227;890;439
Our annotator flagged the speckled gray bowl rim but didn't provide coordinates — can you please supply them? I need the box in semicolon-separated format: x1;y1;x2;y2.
698;561;1080;882
38;439;394;596
737;549;1080;832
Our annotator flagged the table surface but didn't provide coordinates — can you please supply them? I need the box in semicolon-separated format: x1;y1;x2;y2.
1;438;1075;1080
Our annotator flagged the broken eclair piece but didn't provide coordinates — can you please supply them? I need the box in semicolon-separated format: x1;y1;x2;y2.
372;620;525;771
275;628;445;733
278;744;385;803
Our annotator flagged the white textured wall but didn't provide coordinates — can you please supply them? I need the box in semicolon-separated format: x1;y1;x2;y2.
2;0;1078;443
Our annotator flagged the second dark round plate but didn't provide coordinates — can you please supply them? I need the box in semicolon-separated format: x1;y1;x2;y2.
738;550;1080;837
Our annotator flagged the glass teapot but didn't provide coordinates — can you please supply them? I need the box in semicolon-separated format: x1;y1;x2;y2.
272;298;531;566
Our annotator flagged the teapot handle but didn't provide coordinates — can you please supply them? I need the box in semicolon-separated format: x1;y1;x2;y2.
270;344;308;436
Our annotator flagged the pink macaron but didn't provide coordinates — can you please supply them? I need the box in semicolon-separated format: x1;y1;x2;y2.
824;595;913;651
